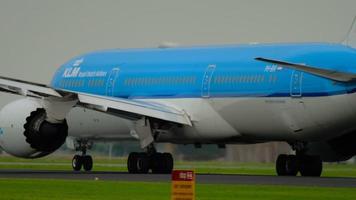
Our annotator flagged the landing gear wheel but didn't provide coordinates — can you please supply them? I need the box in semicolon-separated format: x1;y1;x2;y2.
127;152;150;174
136;153;149;174
276;153;323;177
276;154;287;176
128;152;174;174
127;152;139;173
299;156;322;177
276;154;298;176
151;153;164;174
72;155;83;171
72;139;94;172
150;153;173;174
162;153;173;174
83;155;93;171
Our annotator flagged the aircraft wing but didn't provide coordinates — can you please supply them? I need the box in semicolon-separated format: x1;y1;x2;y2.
0;76;192;126
0;76;63;98
76;92;192;126
255;57;356;82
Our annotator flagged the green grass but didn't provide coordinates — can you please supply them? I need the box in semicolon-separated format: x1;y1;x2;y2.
0;155;355;177
0;156;355;199
0;178;354;200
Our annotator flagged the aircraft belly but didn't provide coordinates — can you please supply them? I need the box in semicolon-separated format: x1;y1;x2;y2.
346;92;356;119
144;98;240;140
210;97;350;141
211;97;300;140
66;107;134;140
303;94;356;139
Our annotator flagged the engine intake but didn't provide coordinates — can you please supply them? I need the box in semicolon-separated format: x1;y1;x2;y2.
24;108;68;153
0;98;68;158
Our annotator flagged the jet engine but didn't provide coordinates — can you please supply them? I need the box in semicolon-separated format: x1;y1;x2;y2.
0;98;68;158
305;131;356;162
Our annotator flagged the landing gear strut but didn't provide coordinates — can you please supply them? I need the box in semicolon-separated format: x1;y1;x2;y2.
276;144;322;177
127;145;173;174
72;140;93;172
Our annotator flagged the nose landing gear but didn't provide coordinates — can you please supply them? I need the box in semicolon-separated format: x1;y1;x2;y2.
72;155;93;171
71;139;93;172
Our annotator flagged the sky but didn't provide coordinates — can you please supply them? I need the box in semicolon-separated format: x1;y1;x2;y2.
0;0;356;104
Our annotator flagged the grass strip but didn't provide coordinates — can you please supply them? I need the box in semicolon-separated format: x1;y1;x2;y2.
0;178;354;200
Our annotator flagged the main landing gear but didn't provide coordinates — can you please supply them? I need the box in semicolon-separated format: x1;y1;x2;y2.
72;140;93;172
276;146;322;177
127;145;174;174
127;117;174;174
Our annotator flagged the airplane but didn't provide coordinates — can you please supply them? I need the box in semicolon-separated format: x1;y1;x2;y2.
1;20;356;177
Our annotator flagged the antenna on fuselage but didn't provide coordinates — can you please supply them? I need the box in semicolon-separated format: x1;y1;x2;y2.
342;16;356;48
158;42;180;49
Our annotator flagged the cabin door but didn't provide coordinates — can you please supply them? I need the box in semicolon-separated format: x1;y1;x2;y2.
201;64;216;98
290;70;303;97
106;67;120;96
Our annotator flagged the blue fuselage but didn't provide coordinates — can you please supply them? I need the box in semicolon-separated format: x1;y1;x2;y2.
51;43;356;99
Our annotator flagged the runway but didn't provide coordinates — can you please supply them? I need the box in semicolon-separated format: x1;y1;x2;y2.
0;170;355;187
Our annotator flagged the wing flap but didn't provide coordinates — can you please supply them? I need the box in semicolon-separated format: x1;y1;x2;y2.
77;93;192;126
255;57;356;82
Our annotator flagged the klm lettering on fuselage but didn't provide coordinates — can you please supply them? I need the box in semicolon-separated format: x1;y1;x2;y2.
63;67;80;78
63;58;83;78
264;64;283;73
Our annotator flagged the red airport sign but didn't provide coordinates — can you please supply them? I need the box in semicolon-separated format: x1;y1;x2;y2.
171;170;195;200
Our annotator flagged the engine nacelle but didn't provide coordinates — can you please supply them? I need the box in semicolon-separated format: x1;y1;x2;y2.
305;131;356;162
0;98;68;158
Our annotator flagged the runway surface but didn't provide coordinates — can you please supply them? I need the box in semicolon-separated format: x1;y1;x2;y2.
0;170;355;187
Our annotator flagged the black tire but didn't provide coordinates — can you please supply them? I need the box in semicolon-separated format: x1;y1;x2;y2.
276;154;288;176
127;152;139;173
299;156;322;177
162;153;173;174
150;153;174;174
72;155;83;171
285;155;298;176
136;153;149;174
276;154;298;176
83;155;93;171
151;153;164;174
